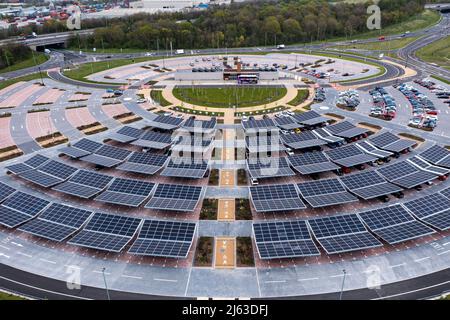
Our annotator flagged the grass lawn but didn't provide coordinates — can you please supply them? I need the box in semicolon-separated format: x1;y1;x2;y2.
150;90;172;107
172;86;287;108
0;73;46;90
63;56;159;83
332;36;420;51
416;36;450;70
287;89;309;106
0;52;48;75
69;46;151;54
0;291;25;300
431;75;450;85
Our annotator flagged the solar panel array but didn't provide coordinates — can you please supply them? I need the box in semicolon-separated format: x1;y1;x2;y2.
339;171;403;200
148;114;183;130
253;220;320;259
403;193;450;231
131;131;173;149
308;214;382;254
369;132;416;153
242;118;278;131
5;154;49;174
419;145;450;169
0;191;50;228
108;126;143;143
441;187;450;200
288;152;340;175
313;128;343;143
250;184;306;212
128;220;196;258
182;117;217;132
80;144;131;167
326;121;369;139
161;158;209;179
68;212;142;252
407;156;449;176
116;152;168;175
297;179;358;208
18;160;78;187
377;160;438;189
58;139;102;158
144;183;203;212
325;144;377;167
281;131;327;150
273;116;301;130
246;135;286;154
0;182;15;202
52;169;114;198
292;111;328;126
247;157;295;179
18;203;93;241
358;205;435;244
95;178;155;207
356;141;393;159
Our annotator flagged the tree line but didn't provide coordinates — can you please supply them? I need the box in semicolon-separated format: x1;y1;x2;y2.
0;44;33;70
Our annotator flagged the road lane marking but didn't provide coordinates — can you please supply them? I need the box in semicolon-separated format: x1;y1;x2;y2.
297;277;319;282
153;278;178;283
39;258;56;264
389;263;406;268
121;274;143;280
264;280;286;284
414;256;430;262
437;249;450;256
17;252;32;258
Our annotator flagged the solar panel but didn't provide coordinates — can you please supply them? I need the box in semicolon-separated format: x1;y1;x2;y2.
420;209;450;231
327;121;369;139
0;182;15;202
339;171;403;200
68;212;141;252
144;184;203;212
58;139;102;158
377;161;438;188
5;154;50;174
247;157;295;179
325;144;377;167
419;145;450;168
250;184;306;212
52;170;114;198
312;128;344;143
408;156;450;176
273;116;301;130
292;111;328;126
403;193;450;228
172;136;213;153
0;191;50;228
116;152;168;175
18;160;78;187
95;178;155;207
80;144;132;167
308;214;382;254
369;132;416;153
253;220;320;259
128;219;196;258
131;131;173;149
281;131;327;150
356;141;393;158
182;117;217;132
297;179;358;208
18;203;93;241
148;114;183;130
358;204;435;244
246;135;286;154
288;152;340;175
441;187;450;200
161;158;208;179
108;126;143;143
242;118;278;131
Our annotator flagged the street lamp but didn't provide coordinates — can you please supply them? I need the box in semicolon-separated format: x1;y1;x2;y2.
102;267;111;301
339;269;347;300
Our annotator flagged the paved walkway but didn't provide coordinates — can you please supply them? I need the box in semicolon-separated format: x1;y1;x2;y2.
214;237;236;269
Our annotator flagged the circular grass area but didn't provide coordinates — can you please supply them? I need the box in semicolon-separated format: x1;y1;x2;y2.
172;86;287;108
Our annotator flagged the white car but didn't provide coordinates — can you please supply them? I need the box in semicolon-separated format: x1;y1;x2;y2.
144;52;154;56
136;98;147;103
286;148;294;156
242;116;249;121
250;178;259;186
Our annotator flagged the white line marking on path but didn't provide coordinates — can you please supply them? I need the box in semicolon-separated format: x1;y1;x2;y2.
414;257;430;263
121;274;142;280
297;277;319;282
153;278;178;283
39;258;56;264
389;263;406;268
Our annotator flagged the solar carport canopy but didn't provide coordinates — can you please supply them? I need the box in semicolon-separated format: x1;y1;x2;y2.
308;214;383;254
161;157;209;179
18;203;93;241
80;144;132;167
377;160;438;189
0;192;50;228
108;126;143;143
5;154;50;174
250;184;306;212
131;131;173;149
292;111;328;126
358;204;435;244
369;132;416;153
116;152;168;175
94;178;155;207
403;193;450;231
281;131;327;150
58;138;102;158
0;182;16;202
297;178;358;208
18;160;78;187
68;212;142;252
247;157;295;179
182;116;217;132
52;169;114;199
339;170;403;200
128;219;196;258
253;220;320;259
326;121;369;139
144;183;204;212
288;152;339;175
419;145;450;169
325;144;377;167
147;114;183;130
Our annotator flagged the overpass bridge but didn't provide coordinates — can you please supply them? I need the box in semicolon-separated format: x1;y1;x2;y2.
426;3;450;13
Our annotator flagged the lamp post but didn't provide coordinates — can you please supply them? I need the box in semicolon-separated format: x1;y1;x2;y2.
102;267;111;301
339;269;347;300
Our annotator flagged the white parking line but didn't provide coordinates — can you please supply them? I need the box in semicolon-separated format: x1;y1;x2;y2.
153;278;178;283
297;277;319;282
389;263;406;269
330;274;351;278
92;270;111;275
437;249;450;256
414;256;430;262
264;280;286;284
121;274;143;280
0;244;10;250
17;252;32;258
39;258;56;264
